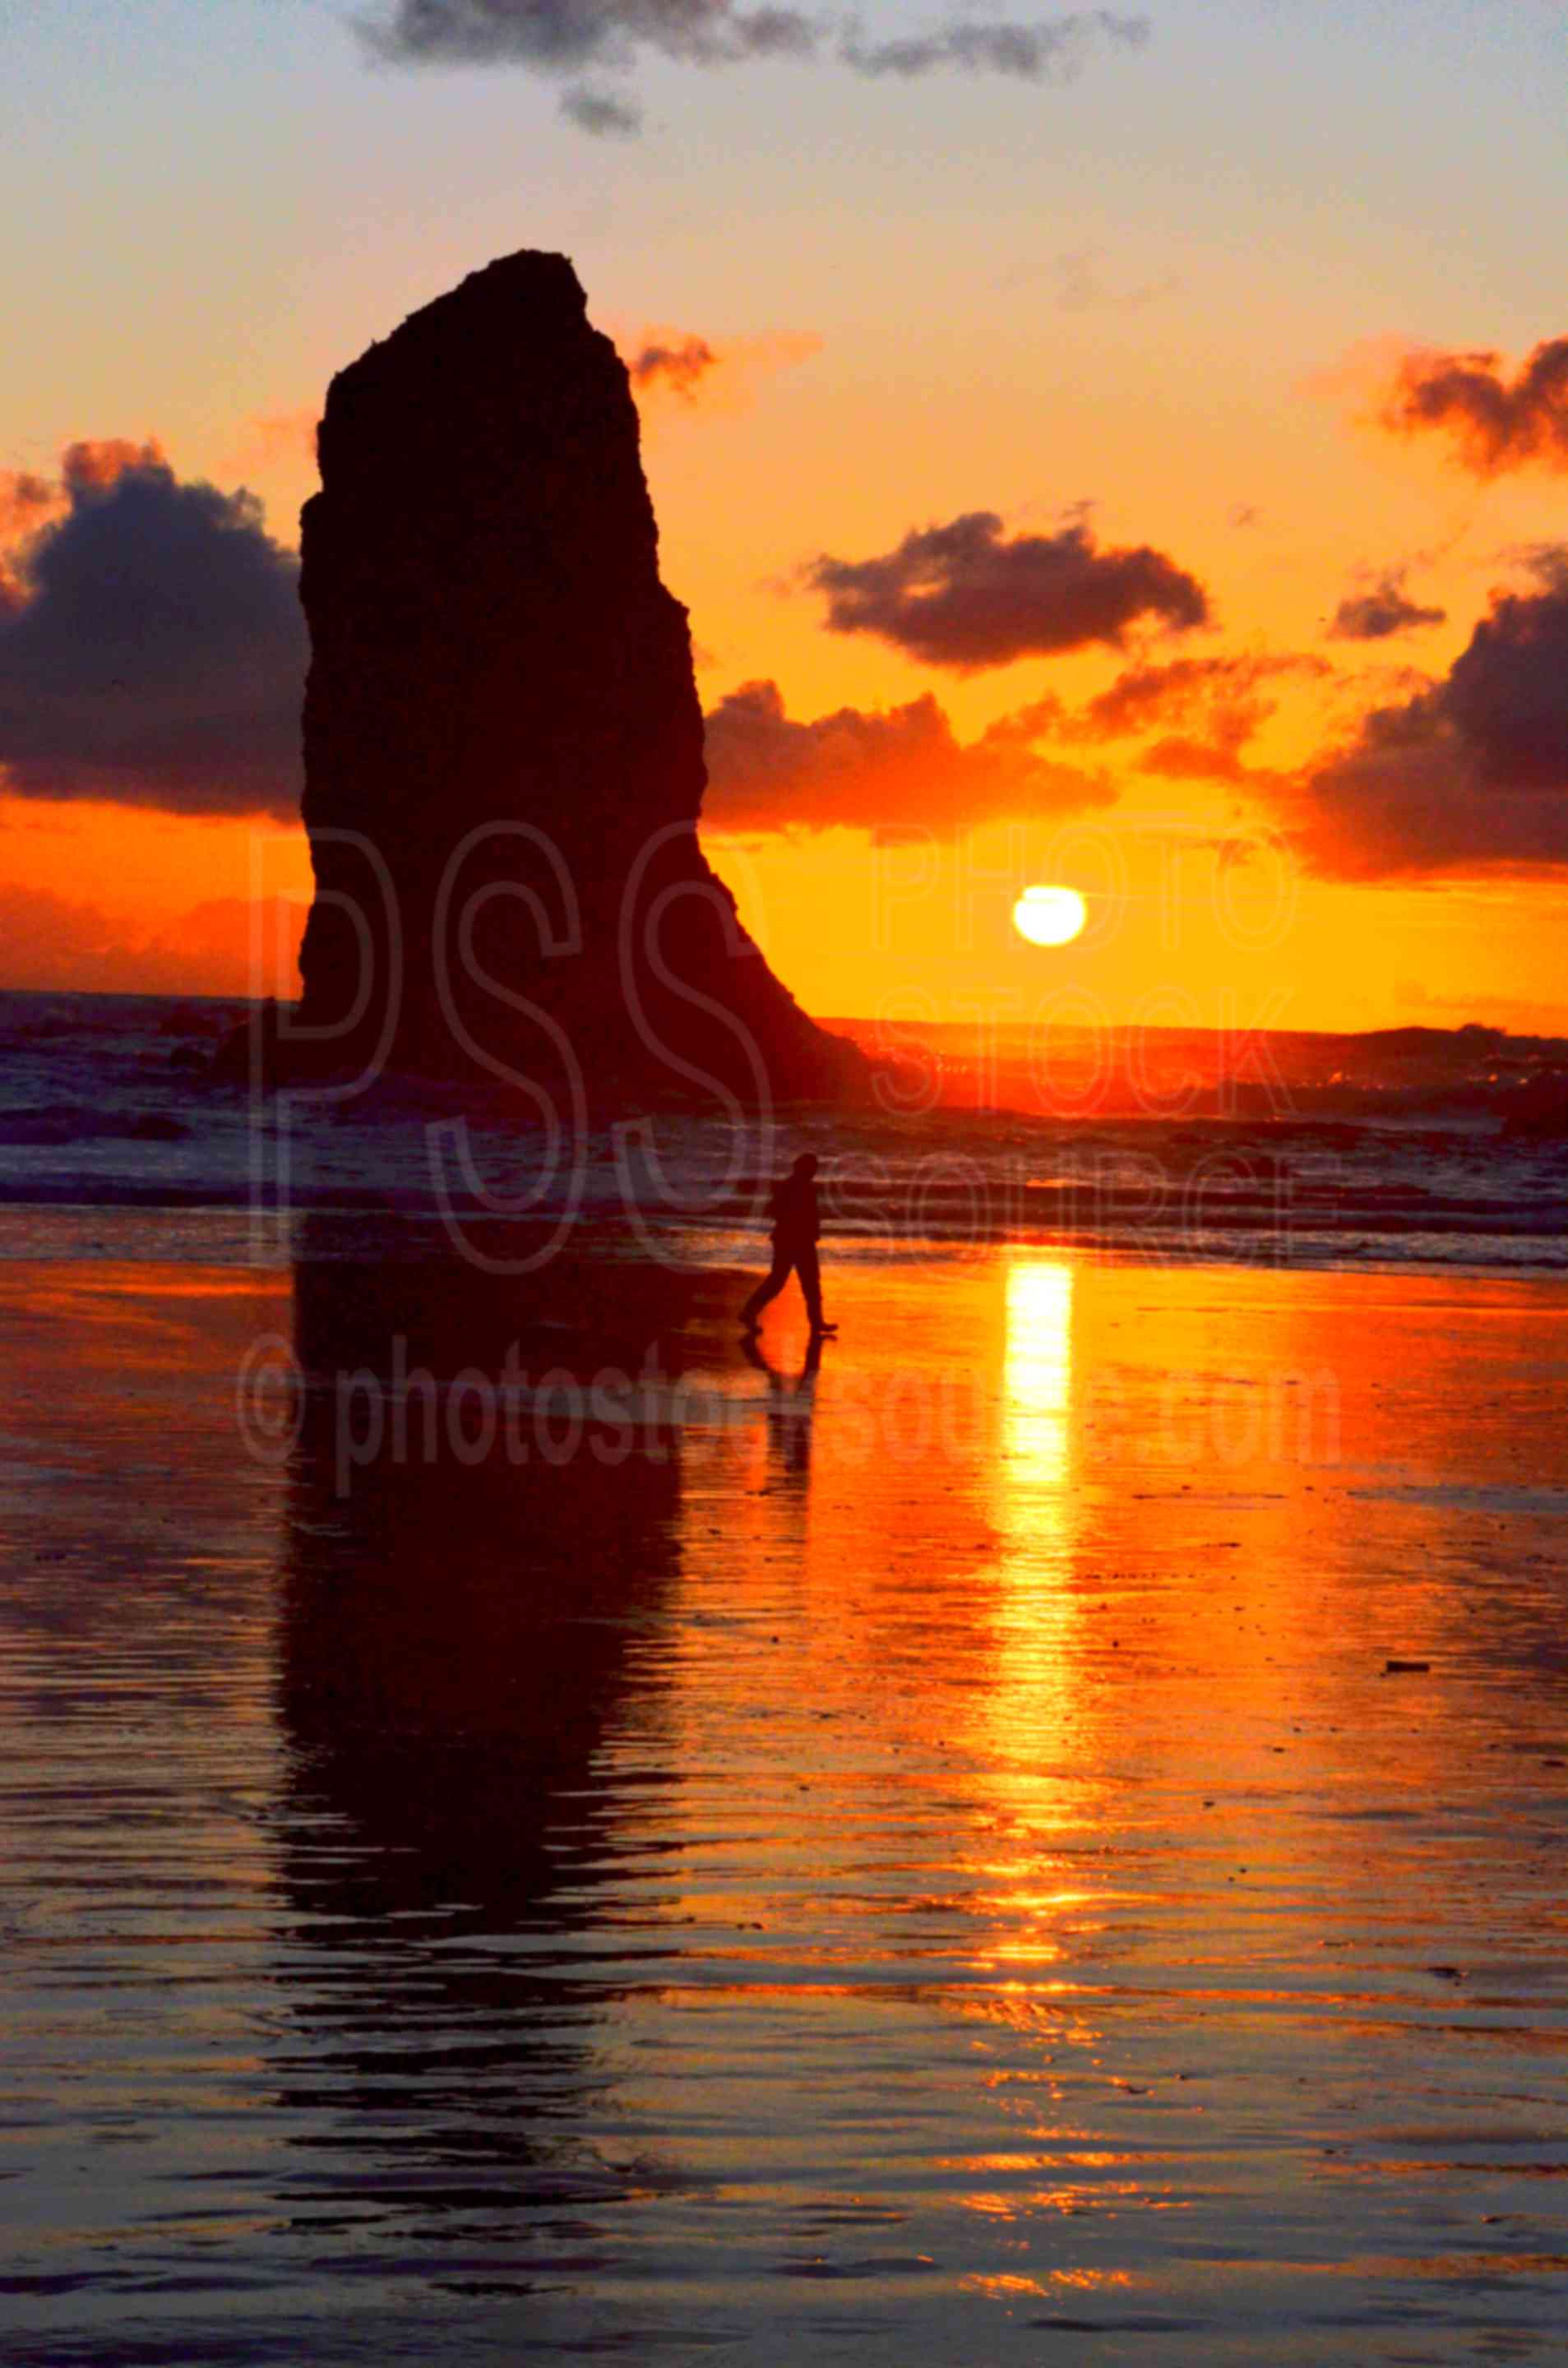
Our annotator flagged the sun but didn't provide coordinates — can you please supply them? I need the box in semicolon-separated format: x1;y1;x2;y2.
1012;884;1087;947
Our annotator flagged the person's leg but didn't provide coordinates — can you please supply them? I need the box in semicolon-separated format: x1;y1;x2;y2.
741;1242;791;1327
796;1241;825;1330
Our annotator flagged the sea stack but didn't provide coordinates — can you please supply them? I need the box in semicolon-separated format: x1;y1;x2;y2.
293;249;861;1106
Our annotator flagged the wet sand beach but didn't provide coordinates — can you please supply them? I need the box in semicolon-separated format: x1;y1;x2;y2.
2;1241;1566;2363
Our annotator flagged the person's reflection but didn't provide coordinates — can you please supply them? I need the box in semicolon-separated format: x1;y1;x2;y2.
270;1237;733;2228
739;1327;822;1486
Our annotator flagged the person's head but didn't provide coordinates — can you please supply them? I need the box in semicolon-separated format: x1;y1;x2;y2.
790;1153;818;1178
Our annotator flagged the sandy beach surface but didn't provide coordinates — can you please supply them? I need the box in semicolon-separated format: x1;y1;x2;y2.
2;1233;1566;2363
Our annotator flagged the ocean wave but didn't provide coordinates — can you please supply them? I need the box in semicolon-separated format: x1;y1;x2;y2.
0;1105;191;1148
1;988;1564;1275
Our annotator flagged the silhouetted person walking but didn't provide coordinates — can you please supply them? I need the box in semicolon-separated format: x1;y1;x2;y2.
740;1153;835;1336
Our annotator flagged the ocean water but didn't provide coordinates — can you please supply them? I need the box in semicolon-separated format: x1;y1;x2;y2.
1;988;1565;1272
2;991;1566;2364
2;1248;1566;2365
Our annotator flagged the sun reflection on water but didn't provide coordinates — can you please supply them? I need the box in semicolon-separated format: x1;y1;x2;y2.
992;1257;1083;1720
1001;1260;1075;1536
957;1258;1091;1994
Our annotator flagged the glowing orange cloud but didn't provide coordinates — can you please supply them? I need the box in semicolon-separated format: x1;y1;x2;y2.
232;409;320;473
0;469;57;544
2;440;168;555
0;877;305;997
59;437;167;490
617;326;822;410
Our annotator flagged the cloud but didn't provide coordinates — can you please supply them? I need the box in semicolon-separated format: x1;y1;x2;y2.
1074;655;1312;785
619;324;821;409
2;442;164;551
701;676;1114;835
561;82;643;132
60;437;166;492
1069;651;1325;741
0;880;124;989
0;879;304;997
231;409;320;475
1288;556;1568;875
841;11;1149;79
1007;650;1330;789
1328;568;1446;642
804;510;1210;670
1443;551;1568;785
0;445;306;818
1503;539;1568;590
1380;336;1568;476
1052;245;1173;314
0;469;58;543
627;333;720;398
363;0;819;68
360;3;1150;128
1136;728;1262;784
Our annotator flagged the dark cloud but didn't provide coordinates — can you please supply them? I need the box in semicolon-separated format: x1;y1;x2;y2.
1443;558;1568;787
560;82;643;131
1288;561;1568;875
1381;337;1568;476
841;11;1148;79
1503;541;1568;593
701;677;1113;835
361;3;1150;129
0;447;305;818
1329;569;1446;642
2;440;171;636
804;511;1209;670
628;333;719;396
363;0;817;69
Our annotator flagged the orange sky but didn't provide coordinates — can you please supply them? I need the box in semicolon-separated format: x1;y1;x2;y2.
2;0;1566;1034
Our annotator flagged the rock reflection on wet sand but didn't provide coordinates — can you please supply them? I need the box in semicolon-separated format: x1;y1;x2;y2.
1;1242;1566;2365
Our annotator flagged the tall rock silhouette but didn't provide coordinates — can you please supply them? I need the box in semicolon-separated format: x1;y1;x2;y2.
293;249;860;1106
